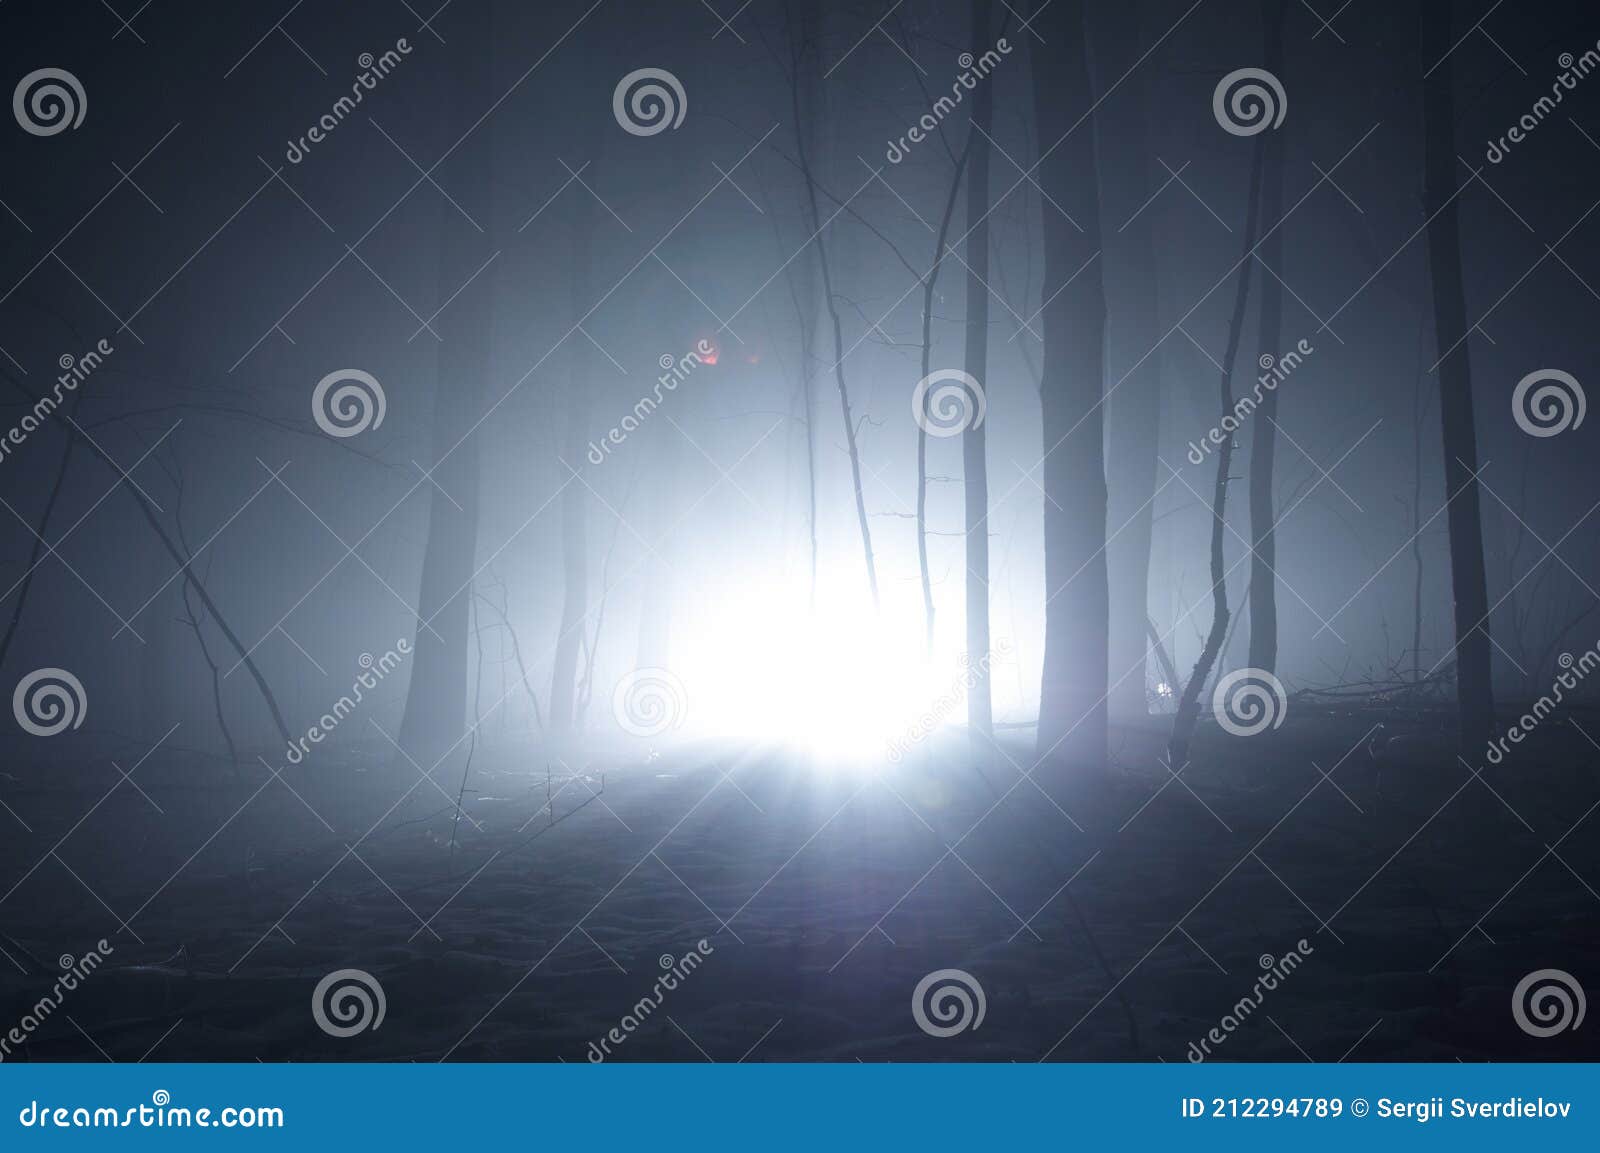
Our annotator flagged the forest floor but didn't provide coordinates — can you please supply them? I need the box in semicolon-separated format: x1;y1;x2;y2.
1;707;1597;1062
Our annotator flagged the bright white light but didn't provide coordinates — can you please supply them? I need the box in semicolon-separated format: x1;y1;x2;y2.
668;564;966;766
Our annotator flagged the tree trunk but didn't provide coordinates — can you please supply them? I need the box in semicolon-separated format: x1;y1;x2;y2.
914;141;971;654
397;2;493;765
963;0;996;740
1246;0;1287;674
1168;70;1270;768
1421;0;1495;747
549;188;594;736
787;0;879;610
1088;0;1164;720
1032;0;1110;769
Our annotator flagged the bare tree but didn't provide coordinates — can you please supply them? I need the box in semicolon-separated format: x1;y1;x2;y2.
550;180;595;735
398;0;495;763
962;0;997;740
1089;0;1164;719
1032;0;1110;768
1169;55;1271;768
1420;0;1495;747
785;0;879;609
1247;0;1288;674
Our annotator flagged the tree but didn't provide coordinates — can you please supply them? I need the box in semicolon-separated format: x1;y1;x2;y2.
1032;0;1110;768
1420;0;1495;746
1169;56;1271;768
785;0;879;609
549;183;595;735
962;0;996;741
1247;0;1288;674
397;0;495;764
1088;0;1165;717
